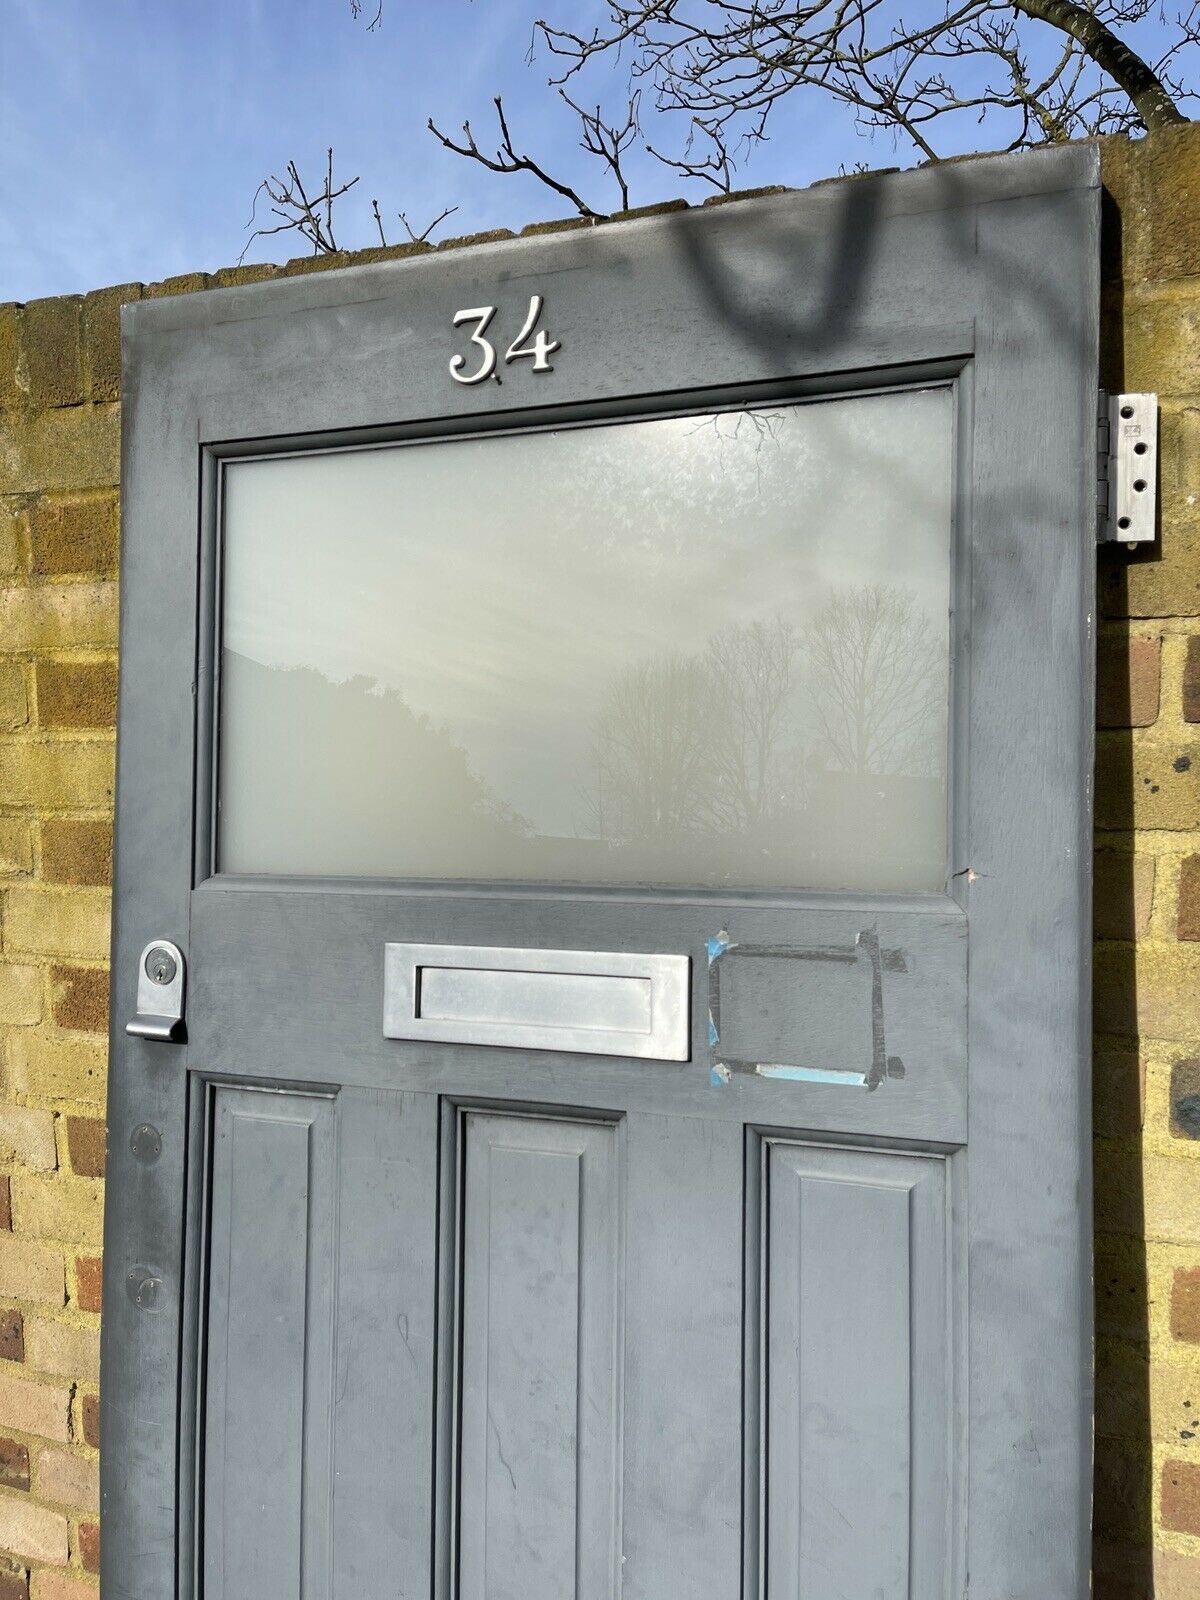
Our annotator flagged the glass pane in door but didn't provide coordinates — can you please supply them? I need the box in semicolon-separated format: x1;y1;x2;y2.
217;387;954;889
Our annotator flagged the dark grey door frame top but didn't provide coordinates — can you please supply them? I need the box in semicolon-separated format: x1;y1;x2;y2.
104;144;1098;1600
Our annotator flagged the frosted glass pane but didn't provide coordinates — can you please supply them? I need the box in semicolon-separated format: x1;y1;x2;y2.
218;389;953;889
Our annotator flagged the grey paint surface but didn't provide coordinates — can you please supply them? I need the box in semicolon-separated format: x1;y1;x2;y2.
202;1089;336;1600
456;1112;621;1600
761;1142;949;1597
104;145;1098;1600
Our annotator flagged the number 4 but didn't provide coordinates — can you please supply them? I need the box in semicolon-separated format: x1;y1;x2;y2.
504;295;560;372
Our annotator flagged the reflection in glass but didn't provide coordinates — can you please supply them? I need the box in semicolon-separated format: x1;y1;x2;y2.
218;389;953;889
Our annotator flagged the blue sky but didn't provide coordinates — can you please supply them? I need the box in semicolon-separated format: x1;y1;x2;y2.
0;0;1190;302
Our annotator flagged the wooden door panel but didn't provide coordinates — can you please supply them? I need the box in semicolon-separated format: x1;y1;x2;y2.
754;1140;951;1599
452;1111;622;1600
202;1087;336;1600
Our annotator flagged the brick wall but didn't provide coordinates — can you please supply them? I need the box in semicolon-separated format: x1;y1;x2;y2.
0;131;1197;1596
0;273;120;1600
1094;125;1200;1599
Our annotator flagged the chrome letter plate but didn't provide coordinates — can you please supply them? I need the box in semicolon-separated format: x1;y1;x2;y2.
383;943;690;1061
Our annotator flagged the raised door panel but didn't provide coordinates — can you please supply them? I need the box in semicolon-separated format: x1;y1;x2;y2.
202;1088;336;1600
756;1141;951;1599
453;1111;622;1600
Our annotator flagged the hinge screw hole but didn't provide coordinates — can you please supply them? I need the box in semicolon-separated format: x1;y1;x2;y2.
1118;515;1132;530
1121;403;1135;419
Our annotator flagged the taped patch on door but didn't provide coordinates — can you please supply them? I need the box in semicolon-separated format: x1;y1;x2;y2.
707;926;906;1092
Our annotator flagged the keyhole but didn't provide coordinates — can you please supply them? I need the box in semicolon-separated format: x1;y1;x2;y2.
145;948;177;987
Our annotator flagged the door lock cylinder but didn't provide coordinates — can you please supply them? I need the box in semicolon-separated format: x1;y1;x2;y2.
127;939;187;1043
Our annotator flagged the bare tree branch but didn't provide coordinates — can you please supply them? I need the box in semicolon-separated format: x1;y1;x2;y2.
396;204;459;243
350;0;383;31
534;0;1195;165
560;89;642;211
427;96;608;218
280;0;1195;257
646;115;736;191
1013;0;1187;127
244;149;457;261
242;149;360;260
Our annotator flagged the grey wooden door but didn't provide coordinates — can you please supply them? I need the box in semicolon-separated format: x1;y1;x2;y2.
103;146;1099;1600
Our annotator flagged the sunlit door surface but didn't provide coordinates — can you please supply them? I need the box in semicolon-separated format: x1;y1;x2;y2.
218;388;953;889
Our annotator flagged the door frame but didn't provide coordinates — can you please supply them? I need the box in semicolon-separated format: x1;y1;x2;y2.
103;144;1099;1598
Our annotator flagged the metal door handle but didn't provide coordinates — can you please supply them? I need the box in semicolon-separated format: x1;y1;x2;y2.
127;940;187;1044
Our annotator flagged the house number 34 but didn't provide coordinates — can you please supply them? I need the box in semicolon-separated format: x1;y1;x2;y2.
449;295;560;385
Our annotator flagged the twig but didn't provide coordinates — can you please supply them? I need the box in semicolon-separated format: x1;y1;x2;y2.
428;96;607;219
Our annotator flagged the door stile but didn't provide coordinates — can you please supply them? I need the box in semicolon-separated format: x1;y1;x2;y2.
741;1125;765;1600
176;1073;209;1600
432;1096;465;1600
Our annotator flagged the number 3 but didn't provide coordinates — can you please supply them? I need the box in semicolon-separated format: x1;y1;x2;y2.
449;295;560;386
449;305;498;386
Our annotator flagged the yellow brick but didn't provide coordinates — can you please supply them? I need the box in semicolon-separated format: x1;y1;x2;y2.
0;1234;65;1304
12;1176;103;1248
1094;1435;1152;1542
0;740;113;810
28;492;118;579
0;1105;57;1171
1102;124;1200;285
37;1445;99;1512
1095;1337;1148;1439
1096;736;1200;831
212;263;280;288
145;271;213;297
22;297;83;410
0;404;119;496
1096;944;1200;1041
1162;403;1200;526
1096;1144;1144;1235
0;962;43;1025
1151;1362;1200;1450
7;1031;107;1105
1146;1241;1197;1346
0;817;32;877
0;659;27;730
0;1492;69;1565
1104;529;1200;621
1123;287;1200;398
0;302;23;408
1154;1546;1200;1599
1095;1050;1146;1139
23;1317;100;1380
31;1573;100;1600
0;581;117;651
81;282;141;404
40;819;111;888
1126;940;1200;1043
2;889;111;961
1096;1234;1150;1339
34;659;118;730
1145;1155;1200;1244
0;497;22;578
